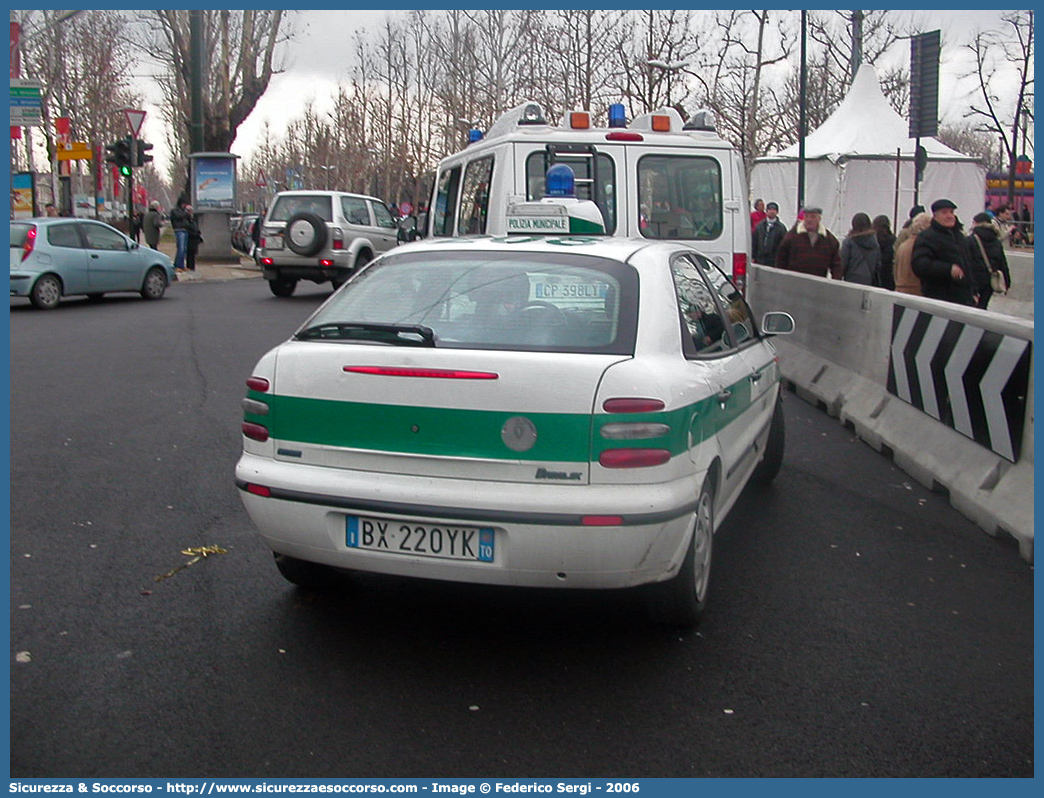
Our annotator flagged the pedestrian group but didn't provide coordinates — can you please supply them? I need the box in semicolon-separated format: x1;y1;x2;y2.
752;196;1015;309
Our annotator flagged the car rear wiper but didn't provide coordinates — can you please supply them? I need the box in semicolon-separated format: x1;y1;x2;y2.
295;322;436;347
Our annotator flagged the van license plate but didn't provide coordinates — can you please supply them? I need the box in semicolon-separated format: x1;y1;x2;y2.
346;516;494;562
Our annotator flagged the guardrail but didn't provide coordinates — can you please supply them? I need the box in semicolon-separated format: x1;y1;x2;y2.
748;265;1034;563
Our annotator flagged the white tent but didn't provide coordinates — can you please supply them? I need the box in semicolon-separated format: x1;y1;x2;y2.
750;64;986;234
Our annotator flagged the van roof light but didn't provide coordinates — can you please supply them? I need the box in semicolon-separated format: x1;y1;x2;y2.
468;129;484;143
683;108;717;132
568;111;591;130
630;107;683;133
608;104;627;128
518;102;547;126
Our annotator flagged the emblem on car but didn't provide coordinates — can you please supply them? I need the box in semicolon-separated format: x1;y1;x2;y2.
501;416;537;452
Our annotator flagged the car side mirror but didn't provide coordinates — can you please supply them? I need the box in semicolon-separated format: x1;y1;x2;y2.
761;311;795;335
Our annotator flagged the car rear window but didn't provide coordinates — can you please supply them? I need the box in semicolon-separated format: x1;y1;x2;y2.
269;195;333;223
10;223;32;247
297;250;639;355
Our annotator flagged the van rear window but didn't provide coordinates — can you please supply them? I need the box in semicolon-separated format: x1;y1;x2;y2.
526;151;617;234
638;155;722;241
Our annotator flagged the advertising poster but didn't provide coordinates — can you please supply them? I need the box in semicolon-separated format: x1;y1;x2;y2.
11;171;35;218
191;155;237;211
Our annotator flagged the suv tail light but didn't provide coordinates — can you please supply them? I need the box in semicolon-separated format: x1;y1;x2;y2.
331;227;344;250
22;225;37;261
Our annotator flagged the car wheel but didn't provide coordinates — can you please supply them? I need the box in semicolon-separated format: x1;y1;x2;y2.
140;267;167;300
330;275;349;290
269;277;297;297
751;394;785;485
285;212;328;256
354;251;372;271
30;274;62;310
273;552;340;589
647;477;714;626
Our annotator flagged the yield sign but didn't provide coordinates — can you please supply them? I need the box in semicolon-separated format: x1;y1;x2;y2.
123;108;146;137
256;168;267;188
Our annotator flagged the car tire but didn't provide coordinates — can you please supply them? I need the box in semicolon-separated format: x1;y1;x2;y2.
285;212;328;256
354;251;372;271
273;552;340;589
647;477;714;626
140;267;167;300
269;276;297;297
30;274;62;310
751;393;785;485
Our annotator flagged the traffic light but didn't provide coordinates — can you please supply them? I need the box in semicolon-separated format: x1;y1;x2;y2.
105;136;132;176
136;138;153;167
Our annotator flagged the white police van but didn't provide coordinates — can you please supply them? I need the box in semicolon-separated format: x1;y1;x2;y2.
424;101;753;292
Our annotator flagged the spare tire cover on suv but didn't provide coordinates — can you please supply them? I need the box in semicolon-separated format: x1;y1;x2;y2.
285;212;328;256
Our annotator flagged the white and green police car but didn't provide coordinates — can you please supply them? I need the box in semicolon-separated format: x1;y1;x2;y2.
236;234;793;625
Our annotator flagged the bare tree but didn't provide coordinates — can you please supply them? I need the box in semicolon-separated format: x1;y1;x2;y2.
962;10;1034;205
696;10;795;173
139;10;293;186
614;10;704;116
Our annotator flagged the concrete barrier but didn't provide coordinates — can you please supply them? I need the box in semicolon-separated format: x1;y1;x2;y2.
748;265;1034;563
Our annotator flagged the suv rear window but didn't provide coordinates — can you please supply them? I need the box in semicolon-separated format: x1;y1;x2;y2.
296;250;639;355
269;195;334;222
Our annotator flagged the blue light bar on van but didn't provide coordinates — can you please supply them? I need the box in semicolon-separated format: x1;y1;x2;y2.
468;129;484;143
608;104;627;128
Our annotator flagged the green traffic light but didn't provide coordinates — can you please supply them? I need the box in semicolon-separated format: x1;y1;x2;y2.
119;165;132;177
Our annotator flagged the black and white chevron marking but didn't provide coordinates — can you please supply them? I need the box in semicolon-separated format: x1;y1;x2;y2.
887;306;1031;462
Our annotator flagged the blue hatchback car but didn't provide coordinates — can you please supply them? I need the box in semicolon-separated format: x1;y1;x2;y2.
10;218;176;309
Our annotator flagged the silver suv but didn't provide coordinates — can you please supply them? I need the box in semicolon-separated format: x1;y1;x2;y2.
258;190;399;297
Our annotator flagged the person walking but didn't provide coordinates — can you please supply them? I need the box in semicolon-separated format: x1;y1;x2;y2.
872;215;896;290
912;199;975;306
839;212;881;285
142;201;163;250
184;205;203;272
965;212;1011;310
752;201;786;267
893;212;931;296
170;197;191;271
774;205;842;279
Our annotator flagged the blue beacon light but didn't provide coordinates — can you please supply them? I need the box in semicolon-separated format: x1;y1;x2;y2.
608;103;627;128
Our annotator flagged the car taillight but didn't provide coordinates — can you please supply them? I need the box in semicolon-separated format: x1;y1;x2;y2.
602;398;665;414
246;376;270;392
242;422;269;442
331;228;344;249
260;237;266;248
733;252;748;295
22;225;37;261
245;483;271;497
260;257;273;266
598;448;671;469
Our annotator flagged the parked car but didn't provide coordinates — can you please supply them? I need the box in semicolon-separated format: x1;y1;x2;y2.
256;190;399;297
10;218;176;310
236;235;794;625
232;214;259;256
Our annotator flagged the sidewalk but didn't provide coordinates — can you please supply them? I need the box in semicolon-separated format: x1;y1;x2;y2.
154;237;262;283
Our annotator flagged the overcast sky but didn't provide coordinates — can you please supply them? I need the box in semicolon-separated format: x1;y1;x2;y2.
142;9;1027;177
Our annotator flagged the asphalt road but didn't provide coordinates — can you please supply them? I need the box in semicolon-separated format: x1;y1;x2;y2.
9;278;1033;778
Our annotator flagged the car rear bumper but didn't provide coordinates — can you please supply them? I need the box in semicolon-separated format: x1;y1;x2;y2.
235;452;700;589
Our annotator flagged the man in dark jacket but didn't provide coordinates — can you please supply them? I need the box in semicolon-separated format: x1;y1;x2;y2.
912;199;975;306
752;201;786;267
774;205;842;278
169;197;190;271
966;212;1011;310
